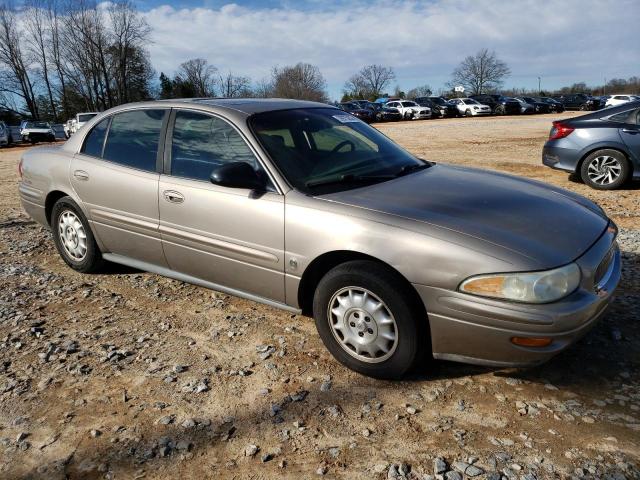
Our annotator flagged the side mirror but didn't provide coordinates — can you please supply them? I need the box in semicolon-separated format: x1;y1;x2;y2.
210;162;265;191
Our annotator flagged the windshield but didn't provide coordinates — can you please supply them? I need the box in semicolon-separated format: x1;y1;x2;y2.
25;122;49;129
78;113;97;122
250;108;425;194
463;99;479;105
430;97;447;105
401;101;418;107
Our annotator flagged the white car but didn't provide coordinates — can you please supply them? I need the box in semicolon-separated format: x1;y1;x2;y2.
70;112;99;135
449;98;492;116
385;100;431;120
605;94;639;108
20;121;56;144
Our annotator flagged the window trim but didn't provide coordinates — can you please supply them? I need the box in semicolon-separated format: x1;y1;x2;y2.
164;107;281;194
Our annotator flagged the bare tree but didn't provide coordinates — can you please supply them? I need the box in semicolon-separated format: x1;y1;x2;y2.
344;64;395;99
179;58;216;97
406;84;432;99
0;4;40;117
218;72;251;98
271;62;327;102
450;49;510;95
252;77;273;98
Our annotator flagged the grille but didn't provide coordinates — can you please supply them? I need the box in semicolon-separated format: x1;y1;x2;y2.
594;245;616;286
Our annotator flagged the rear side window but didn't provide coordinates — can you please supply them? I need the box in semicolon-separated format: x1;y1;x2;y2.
81;118;109;158
609;109;637;124
170;110;258;181
102;109;166;172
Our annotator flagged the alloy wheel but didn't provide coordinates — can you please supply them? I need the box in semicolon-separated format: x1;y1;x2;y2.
58;210;88;261
327;287;398;363
587;155;622;186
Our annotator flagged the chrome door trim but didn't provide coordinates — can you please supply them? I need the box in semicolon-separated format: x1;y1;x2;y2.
102;253;300;314
90;209;160;236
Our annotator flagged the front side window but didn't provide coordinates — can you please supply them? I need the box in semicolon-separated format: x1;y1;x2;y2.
251;108;427;194
81;118;110;158
102;109;166;172
170;110;259;182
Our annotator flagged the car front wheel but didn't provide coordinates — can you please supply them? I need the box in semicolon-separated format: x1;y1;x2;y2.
580;149;629;190
313;261;426;379
51;196;104;273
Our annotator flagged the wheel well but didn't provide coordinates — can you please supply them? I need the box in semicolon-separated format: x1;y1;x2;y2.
297;250;427;321
44;190;68;226
577;147;633;175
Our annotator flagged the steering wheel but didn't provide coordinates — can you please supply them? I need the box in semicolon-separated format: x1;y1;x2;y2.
331;140;355;154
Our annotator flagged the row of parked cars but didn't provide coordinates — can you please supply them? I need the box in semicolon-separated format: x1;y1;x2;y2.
0;112;99;147
339;92;639;122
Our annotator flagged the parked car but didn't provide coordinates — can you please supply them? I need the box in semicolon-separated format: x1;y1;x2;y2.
413;96;457;118
19;99;621;379
555;94;603;111
20;121;56;144
605;94;639;108
385;100;431;120
537;97;565;113
367;102;402;122
543;101;640;189
516;97;551;114
469;94;521;115
513;97;536;114
70;112;99;135
449;98;492;116
338;102;376;123
64;120;75;139
0;120;12;146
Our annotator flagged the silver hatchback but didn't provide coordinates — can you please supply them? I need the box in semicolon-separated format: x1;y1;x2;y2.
19;99;620;379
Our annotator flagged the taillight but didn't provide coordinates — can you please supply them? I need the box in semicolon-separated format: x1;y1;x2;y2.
18;158;24;179
549;121;574;140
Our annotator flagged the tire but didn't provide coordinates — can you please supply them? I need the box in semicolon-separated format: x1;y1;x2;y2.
580;149;630;190
312;260;427;379
579;104;587;111
403;111;413;120
465;109;472;117
51;196;104;273
495;105;506;115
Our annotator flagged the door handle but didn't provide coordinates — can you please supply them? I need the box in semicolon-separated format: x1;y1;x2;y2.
163;190;184;204
621;128;638;134
73;170;89;181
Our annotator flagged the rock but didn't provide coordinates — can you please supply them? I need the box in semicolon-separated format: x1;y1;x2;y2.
406;406;417;415
466;465;484;476
90;429;101;438
320;380;332;392
158;415;174;425
245;444;259;457
290;390;308;402
362;428;371;437
175;440;191;451
181;418;196;429
261;453;273;462
316;464;328;475
445;472;462;480
434;457;447;474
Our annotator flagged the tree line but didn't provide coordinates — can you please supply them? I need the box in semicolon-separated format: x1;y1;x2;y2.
0;1;636;124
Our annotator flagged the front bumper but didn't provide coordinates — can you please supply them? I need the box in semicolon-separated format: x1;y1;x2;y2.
414;226;621;367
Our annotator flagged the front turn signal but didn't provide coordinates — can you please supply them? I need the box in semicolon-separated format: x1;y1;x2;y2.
510;337;553;348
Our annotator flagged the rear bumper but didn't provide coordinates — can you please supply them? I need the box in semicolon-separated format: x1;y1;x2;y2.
415;228;621;367
542;143;581;173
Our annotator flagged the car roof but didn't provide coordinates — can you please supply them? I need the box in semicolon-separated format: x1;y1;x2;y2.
158;98;331;114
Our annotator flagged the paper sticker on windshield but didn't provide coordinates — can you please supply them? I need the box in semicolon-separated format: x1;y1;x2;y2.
333;114;361;123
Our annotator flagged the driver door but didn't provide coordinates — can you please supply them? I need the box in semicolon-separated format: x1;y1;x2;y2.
158;109;285;302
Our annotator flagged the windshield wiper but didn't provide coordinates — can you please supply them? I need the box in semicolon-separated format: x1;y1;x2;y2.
394;162;431;177
305;173;395;189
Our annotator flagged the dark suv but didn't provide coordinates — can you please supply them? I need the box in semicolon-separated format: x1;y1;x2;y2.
554;94;604;111
413;97;457;118
469;94;521;115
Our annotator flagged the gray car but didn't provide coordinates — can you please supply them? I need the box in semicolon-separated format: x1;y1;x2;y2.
18;99;621;379
543;101;640;189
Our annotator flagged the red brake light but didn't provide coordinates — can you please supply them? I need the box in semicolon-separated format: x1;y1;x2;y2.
18;158;24;179
549;121;574;140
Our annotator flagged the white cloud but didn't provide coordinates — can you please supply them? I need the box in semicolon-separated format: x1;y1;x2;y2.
143;0;640;98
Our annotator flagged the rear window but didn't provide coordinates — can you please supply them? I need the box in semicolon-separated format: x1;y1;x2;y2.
78;114;97;123
102;109;166;172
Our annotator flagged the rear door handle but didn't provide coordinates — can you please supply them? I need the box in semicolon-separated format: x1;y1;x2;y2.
163;190;184;204
621;128;638;134
73;170;89;181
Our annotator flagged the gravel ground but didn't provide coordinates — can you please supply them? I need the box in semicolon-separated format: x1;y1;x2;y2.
0;114;638;480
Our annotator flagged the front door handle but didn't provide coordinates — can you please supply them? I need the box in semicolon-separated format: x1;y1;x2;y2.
73;170;89;181
621;128;638;134
163;190;184;204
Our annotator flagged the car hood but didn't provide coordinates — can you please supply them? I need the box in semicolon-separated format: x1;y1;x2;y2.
320;164;608;268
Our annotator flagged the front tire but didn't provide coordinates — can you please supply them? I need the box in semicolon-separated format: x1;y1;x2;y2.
580;149;629;190
312;261;426;379
51;196;104;273
465;109;472;117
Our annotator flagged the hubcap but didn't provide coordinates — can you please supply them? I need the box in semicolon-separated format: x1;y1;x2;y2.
58;210;87;261
327;287;398;363
587;156;622;185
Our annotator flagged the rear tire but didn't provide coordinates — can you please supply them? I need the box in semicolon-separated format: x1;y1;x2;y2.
495;105;506;115
51;196;104;273
580;149;629;190
312;260;427;379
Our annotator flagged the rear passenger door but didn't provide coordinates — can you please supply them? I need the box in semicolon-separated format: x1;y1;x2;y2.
71;108;169;267
618;108;640;164
158;109;285;302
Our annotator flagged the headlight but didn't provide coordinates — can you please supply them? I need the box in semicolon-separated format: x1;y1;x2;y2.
474;106;479;110
459;263;581;303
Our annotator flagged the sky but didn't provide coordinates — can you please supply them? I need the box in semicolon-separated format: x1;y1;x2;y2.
133;0;639;99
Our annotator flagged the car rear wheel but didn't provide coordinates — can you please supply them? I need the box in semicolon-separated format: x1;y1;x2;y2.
495;105;506;115
580;149;629;190
51;196;104;273
313;260;426;379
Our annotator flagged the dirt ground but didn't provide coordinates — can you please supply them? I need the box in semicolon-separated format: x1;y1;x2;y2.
0;113;638;480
